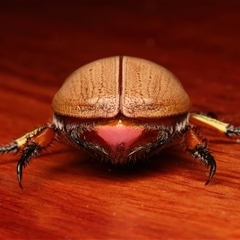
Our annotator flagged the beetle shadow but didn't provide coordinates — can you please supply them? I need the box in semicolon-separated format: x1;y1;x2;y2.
44;145;198;183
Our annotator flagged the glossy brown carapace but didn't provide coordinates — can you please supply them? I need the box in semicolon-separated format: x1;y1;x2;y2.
52;56;191;118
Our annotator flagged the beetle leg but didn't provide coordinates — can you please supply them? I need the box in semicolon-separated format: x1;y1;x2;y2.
0;125;56;188
126;129;171;161
190;113;240;138
0;141;19;154
226;125;240;138
184;127;216;185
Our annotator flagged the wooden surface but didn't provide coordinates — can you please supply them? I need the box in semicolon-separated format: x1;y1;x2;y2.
1;1;240;239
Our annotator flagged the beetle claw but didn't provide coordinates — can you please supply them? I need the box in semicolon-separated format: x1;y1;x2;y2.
17;168;23;190
185;127;217;184
0;126;56;188
205;158;216;185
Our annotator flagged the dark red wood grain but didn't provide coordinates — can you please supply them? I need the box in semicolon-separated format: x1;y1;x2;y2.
1;1;240;239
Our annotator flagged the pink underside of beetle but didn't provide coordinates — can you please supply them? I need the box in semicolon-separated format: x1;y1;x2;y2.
95;121;143;151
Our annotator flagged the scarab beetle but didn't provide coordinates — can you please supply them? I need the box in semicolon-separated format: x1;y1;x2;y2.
1;56;240;188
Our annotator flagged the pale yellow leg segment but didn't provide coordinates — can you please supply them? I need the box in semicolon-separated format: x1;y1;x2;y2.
190;113;228;133
0;126;48;154
15;126;47;150
190;113;240;138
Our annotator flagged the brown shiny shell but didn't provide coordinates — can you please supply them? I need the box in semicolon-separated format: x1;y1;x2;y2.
52;56;191;118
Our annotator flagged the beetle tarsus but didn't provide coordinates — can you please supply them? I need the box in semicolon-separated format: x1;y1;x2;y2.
0;141;19;154
17;142;43;189
184;127;217;184
226;125;240;138
186;144;216;185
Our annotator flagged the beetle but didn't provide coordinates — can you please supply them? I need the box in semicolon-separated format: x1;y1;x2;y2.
1;56;240;188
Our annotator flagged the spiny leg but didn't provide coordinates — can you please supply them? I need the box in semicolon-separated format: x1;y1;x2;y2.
0;141;18;154
0;125;56;188
184;126;216;185
0;126;51;154
226;125;240;138
17;141;43;188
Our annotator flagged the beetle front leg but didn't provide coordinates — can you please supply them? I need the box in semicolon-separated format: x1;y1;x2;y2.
0;125;56;188
184;127;216;185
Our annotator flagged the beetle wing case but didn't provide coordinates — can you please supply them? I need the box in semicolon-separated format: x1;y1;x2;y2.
121;57;191;118
52;56;191;119
52;57;120;118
